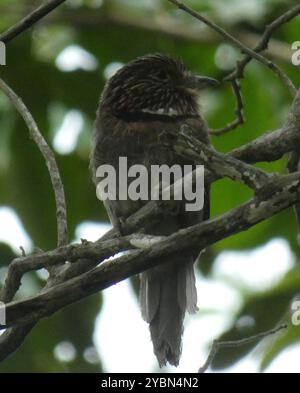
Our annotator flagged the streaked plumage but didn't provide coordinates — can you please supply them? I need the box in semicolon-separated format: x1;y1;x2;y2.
91;54;217;367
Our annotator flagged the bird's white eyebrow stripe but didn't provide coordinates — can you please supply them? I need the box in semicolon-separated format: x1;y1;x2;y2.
141;108;180;116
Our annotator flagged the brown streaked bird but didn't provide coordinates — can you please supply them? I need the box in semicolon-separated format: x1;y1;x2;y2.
91;54;218;367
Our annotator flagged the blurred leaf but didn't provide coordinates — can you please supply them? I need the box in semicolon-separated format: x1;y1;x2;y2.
211;265;300;370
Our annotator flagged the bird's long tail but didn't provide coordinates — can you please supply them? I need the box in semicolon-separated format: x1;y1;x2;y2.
140;259;198;367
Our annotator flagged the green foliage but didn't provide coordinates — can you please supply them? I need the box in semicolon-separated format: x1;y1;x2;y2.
211;265;300;370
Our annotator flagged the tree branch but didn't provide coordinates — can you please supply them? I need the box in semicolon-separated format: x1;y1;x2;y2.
0;0;67;44
0;76;68;362
52;9;293;63
231;87;300;163
198;324;287;373
168;0;296;96
210;79;245;135
1;168;300;329
0;78;68;248
1;86;300;337
0;86;298;364
226;4;300;82
170;125;270;191
1;85;300;330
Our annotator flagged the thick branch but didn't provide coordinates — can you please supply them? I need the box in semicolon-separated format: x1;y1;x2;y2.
2;87;300;317
231;88;300;163
0;234;151;303
170;126;270;191
1;170;300;329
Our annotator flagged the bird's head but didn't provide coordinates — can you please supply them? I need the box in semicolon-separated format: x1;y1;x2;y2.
100;54;218;118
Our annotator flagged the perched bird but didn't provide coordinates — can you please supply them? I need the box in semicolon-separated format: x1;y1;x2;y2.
91;54;217;367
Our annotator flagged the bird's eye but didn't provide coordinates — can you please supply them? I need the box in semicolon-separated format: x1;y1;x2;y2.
156;70;168;81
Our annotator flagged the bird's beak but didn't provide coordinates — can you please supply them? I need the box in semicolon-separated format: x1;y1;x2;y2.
183;75;219;90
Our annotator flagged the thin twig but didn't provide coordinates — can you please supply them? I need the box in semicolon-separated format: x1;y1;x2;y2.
0;0;68;364
0;0;67;44
19;246;26;257
0;77;69;362
207;3;299;135
0;78;68;247
168;0;296;96
226;4;300;82
198;324;288;373
210;79;245;135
